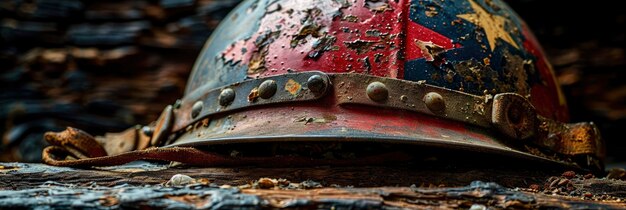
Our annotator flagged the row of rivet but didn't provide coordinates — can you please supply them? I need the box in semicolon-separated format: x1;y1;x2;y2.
187;79;443;122
144;73;540;146
365;81;445;113
189;75;328;119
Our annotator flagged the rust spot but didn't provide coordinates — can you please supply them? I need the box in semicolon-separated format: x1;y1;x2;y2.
248;87;259;102
284;79;302;95
454;57;528;95
248;55;265;74
444;70;455;83
201;118;209;127
249;31;281;75
425;5;439;17
291;24;321;47
453;60;490;91
502;51;531;96
341;15;359;22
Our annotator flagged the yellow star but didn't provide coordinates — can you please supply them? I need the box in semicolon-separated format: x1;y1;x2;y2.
457;0;519;51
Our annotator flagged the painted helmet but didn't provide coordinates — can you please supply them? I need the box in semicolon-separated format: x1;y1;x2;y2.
142;0;604;170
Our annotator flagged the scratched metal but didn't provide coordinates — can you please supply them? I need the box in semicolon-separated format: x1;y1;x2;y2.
172;71;330;132
169;72;603;171
185;0;568;122
162;0;609;172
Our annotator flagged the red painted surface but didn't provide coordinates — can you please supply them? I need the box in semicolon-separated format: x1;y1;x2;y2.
223;0;409;79
198;0;570;146
177;94;500;148
521;23;569;122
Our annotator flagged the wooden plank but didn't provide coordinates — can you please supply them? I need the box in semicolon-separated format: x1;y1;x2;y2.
1;162;625;209
0;162;554;190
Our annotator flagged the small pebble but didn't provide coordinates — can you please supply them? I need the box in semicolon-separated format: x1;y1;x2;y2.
562;171;576;179
529;184;541;191
257;178;276;189
166;174;195;186
469;204;486;210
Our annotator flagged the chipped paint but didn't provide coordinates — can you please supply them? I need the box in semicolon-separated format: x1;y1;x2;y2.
175;0;577;162
414;40;446;62
341;15;359;22
187;0;568;123
208;0;407;80
307;35;337;59
364;0;390;12
344;40;377;54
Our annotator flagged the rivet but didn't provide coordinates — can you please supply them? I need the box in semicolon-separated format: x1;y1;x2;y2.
258;80;277;99
141;126;154;137
218;88;236;106
366;81;388;102
191;101;203;118
424;92;445;112
307;75;327;94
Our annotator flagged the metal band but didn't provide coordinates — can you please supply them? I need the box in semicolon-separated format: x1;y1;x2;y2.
331;73;494;129
150;71;603;163
167;71;330;142
330;73;541;142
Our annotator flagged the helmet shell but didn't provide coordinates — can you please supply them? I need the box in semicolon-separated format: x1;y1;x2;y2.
171;0;572;163
186;0;568;122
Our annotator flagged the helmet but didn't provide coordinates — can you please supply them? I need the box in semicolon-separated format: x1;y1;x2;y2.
43;0;605;171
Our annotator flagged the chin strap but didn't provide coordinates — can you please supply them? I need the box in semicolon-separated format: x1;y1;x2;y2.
41;127;413;167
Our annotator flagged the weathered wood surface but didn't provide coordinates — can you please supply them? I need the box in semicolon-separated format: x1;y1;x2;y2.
1;162;625;209
0;162;552;190
2;181;626;209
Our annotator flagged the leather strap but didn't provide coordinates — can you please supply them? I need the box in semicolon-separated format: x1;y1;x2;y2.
42;127;413;167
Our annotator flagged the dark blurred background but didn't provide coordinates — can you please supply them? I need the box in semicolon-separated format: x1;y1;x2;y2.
0;0;624;166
